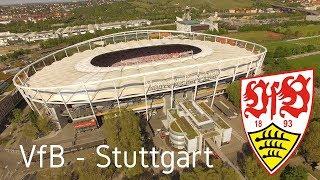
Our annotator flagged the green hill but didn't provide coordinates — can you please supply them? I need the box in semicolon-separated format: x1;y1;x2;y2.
132;0;253;10
71;0;254;25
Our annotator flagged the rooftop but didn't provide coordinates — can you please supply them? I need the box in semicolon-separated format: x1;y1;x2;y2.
178;20;200;25
169;109;198;139
17;31;263;104
182;101;208;123
198;102;230;129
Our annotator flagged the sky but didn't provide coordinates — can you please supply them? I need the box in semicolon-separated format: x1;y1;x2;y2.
0;0;81;6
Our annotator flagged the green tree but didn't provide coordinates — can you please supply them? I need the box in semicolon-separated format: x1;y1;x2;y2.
280;165;307;180
26;111;38;129
313;94;320;120
301;121;320;163
273;47;289;58
11;109;23;125
241;155;280;180
263;57;291;74
226;80;241;108
36;155;115;179
22;124;38;139
180;159;239;180
103;109;143;178
37;117;52;135
74;156;116;179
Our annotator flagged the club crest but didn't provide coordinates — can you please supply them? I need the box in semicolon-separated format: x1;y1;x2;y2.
241;69;314;174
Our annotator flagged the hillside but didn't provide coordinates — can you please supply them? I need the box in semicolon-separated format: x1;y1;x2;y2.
70;0;254;25
133;0;253;10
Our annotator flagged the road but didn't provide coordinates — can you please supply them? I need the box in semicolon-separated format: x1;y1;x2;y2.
135;23;175;30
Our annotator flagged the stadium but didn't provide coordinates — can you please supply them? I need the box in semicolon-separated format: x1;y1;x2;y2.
13;30;267;130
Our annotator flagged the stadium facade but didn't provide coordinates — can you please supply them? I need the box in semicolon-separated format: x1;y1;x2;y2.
13;30;267;130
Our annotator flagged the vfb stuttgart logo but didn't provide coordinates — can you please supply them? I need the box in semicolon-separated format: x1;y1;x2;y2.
241;69;314;175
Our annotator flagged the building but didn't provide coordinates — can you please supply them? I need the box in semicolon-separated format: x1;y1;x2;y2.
306;14;320;21
3;67;21;75
97;22;124;31
13;30;266;133
304;5;320;11
167;101;232;152
176;7;219;32
126;19;151;28
0;19;152;45
0;32;19;46
21;31;58;42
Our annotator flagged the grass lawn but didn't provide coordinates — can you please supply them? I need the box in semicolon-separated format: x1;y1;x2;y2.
288;54;320;69
288;37;320;47
262;36;320;53
276;24;320;37
287;54;320;83
227;31;284;43
206;0;252;9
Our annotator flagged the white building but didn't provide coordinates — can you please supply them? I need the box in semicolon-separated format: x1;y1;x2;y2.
266;8;276;13
0;32;20;46
21;31;58;42
306;15;320;21
126;19;151;28
167;101;232;153
0;20;11;25
176;8;219;32
3;67;21;75
305;5;320;11
97;22;124;31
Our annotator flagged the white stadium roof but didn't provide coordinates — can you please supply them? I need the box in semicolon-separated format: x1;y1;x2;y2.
14;30;266;105
27;38;255;89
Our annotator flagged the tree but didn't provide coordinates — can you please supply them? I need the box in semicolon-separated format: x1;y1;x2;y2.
37;156;115;179
26;111;38;129
312;94;320;120
180;159;239;180
263;57;291;74
103;109;143;178
11;109;23;125
280;165;307;180
22;124;38;139
301;121;320;163
74;156;116;179
315;67;320;88
226;81;241;108
273;47;289;58
241;155;280;180
37;117;52;135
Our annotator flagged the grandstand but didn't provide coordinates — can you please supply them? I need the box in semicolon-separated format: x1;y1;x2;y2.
13;30;266;129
